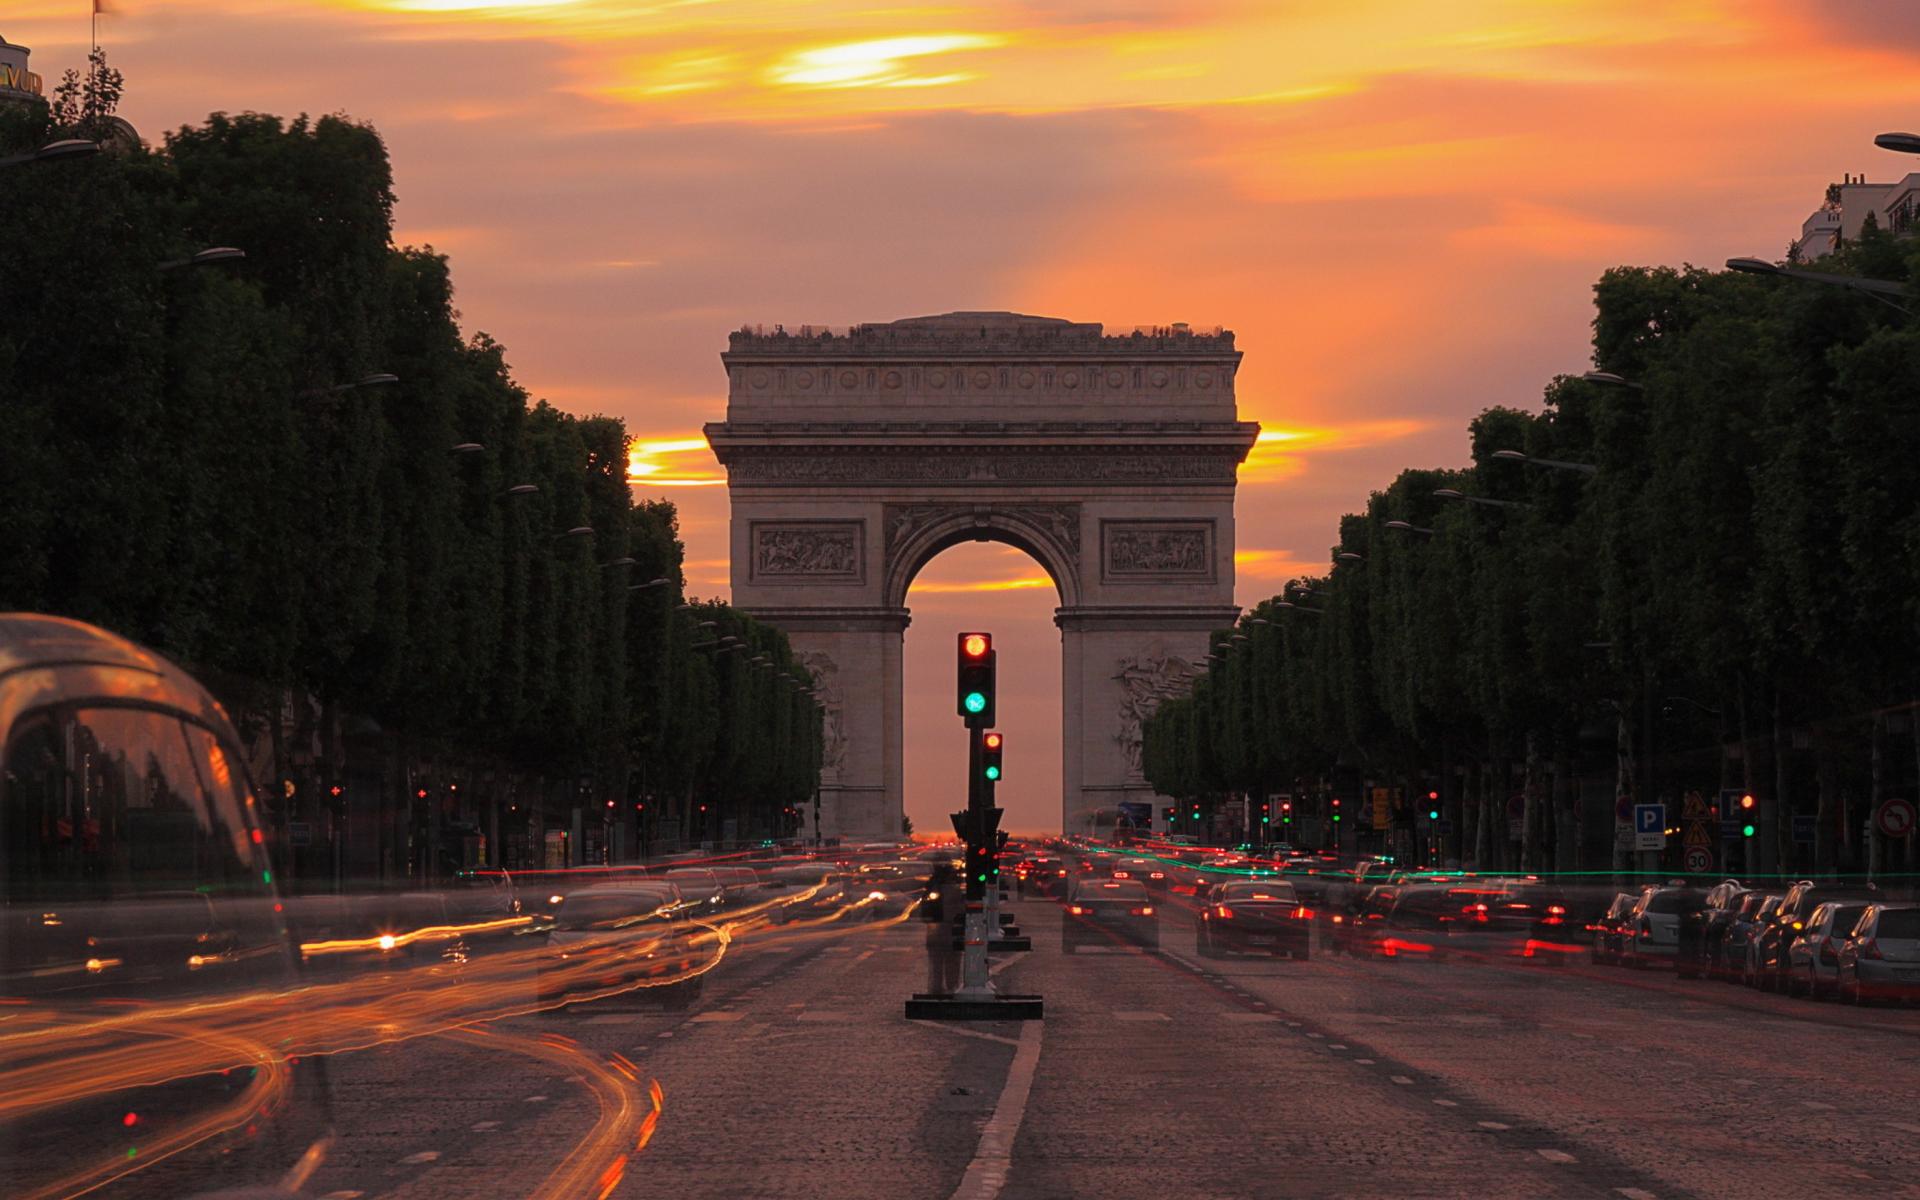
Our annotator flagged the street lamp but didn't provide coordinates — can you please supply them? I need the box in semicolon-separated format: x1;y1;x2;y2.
1874;132;1920;155
1490;449;1597;477
1336;552;1366;563
1384;520;1435;535
1726;257;1908;311
556;526;594;539
629;577;672;590
1581;371;1643;390
298;374;398;399
1433;487;1530;510
0;139;101;168
504;484;539;496
451;443;485;454
159;247;246;271
601;557;635;569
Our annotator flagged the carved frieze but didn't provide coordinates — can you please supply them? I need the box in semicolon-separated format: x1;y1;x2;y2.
1113;653;1197;777
1103;521;1214;580
751;522;863;581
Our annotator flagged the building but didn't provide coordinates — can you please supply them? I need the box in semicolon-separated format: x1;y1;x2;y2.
1792;171;1920;260
1;34;46;108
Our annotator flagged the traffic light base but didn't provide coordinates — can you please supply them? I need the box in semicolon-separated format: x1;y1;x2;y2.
906;993;1044;1021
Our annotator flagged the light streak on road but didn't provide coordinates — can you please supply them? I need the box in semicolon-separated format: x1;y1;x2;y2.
0;881;919;1199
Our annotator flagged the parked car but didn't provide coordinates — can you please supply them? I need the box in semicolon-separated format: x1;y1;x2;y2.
1786;901;1872;998
1748;881;1880;991
1196;879;1310;959
538;883;704;1010
1733;893;1787;986
1837;904;1920;1004
1624;886;1705;967
1062;878;1159;953
1590;892;1638;965
1708;890;1767;980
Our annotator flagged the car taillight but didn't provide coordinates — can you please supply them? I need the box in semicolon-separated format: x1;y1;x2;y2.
1293;906;1314;919
1114;871;1130;879
1069;905;1087;915
1331;914;1344;924
1548;906;1566;915
1216;906;1235;919
1150;872;1164;879
1132;907;1154;916
1639;918;1651;935
1860;938;1883;960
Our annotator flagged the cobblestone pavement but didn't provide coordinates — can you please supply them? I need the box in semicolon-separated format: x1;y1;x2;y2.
298;896;1920;1200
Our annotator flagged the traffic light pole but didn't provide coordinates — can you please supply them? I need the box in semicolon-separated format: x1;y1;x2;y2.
957;725;994;998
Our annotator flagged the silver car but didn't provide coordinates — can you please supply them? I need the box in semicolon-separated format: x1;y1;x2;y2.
1786;901;1871;998
1837;904;1920;1004
1625;886;1695;965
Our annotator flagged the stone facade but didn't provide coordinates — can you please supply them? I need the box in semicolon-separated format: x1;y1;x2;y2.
706;312;1257;839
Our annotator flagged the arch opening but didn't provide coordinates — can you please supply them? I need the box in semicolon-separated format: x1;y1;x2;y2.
902;540;1063;839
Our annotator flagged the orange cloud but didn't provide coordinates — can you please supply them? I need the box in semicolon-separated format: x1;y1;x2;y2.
627;436;725;487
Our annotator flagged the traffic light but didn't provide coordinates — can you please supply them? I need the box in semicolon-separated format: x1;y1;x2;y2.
982;732;1004;782
1161;806;1176;823
1428;809;1440;820
1740;793;1756;837
957;632;996;728
1331;797;1342;823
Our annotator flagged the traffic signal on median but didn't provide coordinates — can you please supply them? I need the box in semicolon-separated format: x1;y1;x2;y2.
1740;792;1756;837
957;632;996;728
982;732;1004;782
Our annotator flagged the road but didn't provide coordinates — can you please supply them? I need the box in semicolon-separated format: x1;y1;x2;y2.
297;895;1920;1200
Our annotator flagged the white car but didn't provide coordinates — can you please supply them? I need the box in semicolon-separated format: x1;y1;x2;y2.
1625;887;1695;964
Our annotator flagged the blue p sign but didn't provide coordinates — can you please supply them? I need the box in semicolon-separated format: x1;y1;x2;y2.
1635;804;1665;835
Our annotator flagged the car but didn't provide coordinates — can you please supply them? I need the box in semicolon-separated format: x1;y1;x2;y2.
1711;890;1772;980
538;884;704;1010
1734;893;1788;986
1786;901;1872;999
1196;879;1311;959
1336;884;1402;956
1590;892;1638;964
1837;904;1920;1004
1624;886;1704;967
1748;881;1881;990
1112;856;1171;888
1062;878;1159;953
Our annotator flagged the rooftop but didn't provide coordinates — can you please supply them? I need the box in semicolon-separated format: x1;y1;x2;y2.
725;311;1235;356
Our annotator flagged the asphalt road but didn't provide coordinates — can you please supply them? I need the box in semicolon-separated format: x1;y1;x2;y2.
296;895;1920;1200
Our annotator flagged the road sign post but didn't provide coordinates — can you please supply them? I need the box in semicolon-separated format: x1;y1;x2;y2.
1876;798;1916;840
1634;803;1666;852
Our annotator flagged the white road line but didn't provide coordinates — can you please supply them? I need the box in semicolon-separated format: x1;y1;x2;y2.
1537;1149;1576;1163
909;1020;1021;1047
397;1151;441;1164
1390;1076;1413;1085
1477;1121;1510;1130
950;1020;1044;1200
1615;1189;1658;1200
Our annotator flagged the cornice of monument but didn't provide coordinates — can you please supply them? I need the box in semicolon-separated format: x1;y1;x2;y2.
722;312;1239;360
705;419;1261;453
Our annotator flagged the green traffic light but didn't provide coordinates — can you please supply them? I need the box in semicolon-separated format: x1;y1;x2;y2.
1743;824;1756;837
985;766;1000;780
1428;810;1439;820
964;692;986;713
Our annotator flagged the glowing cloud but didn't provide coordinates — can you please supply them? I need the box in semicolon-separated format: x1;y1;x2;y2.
768;35;1003;90
627;437;725;487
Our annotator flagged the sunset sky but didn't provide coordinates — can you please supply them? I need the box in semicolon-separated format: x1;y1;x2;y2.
14;0;1920;833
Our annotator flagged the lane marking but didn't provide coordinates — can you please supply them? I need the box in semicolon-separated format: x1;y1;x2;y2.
1537;1149;1576;1163
950;1019;1044;1200
470;1121;501;1131
1478;1121;1510;1130
1432;1099;1458;1107
1390;1076;1413;1085
853;950;877;964
1888;1122;1920;1133
909;1020;1020;1047
397;1151;441;1164
1616;1189;1658;1199
523;1095;548;1102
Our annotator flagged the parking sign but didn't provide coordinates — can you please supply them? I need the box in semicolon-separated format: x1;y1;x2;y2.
1634;803;1665;851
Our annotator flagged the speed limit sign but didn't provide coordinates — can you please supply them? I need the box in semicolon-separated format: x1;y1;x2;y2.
1683;846;1713;873
1876;798;1916;839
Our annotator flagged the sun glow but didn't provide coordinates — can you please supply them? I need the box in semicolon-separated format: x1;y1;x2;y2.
627;437;725;487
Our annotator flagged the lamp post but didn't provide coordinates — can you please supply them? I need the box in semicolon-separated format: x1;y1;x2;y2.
1432;487;1531;510
158;246;245;271
1490;449;1597;477
1726;257;1908;312
0;139;100;168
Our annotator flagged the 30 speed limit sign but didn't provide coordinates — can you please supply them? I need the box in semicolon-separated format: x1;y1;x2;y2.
1876;798;1916;839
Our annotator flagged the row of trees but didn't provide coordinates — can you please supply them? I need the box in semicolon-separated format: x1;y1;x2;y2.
1145;221;1920;879
0;80;822;872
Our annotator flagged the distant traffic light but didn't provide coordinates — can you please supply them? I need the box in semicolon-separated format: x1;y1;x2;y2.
982;732;1004;782
1331;797;1342;823
957;632;996;728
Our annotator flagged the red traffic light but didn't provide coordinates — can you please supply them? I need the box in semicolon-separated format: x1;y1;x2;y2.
1740;794;1756;810
984;732;1003;749
962;633;991;658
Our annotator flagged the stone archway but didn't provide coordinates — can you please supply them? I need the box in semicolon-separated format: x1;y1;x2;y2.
704;312;1259;840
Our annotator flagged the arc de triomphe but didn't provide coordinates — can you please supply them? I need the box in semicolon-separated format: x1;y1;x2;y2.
704;312;1259;839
